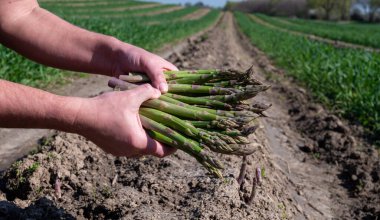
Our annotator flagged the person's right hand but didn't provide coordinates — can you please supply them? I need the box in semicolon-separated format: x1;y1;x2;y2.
110;43;178;93
73;84;176;157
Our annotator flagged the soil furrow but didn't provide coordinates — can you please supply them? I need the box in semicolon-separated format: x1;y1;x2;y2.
181;8;211;21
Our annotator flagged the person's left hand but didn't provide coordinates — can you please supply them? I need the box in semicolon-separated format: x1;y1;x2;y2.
111;43;178;93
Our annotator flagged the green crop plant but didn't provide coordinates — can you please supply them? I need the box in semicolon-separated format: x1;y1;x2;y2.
255;14;380;49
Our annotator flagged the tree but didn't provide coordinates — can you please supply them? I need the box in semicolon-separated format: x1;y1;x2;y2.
337;0;352;20
307;0;338;20
370;0;380;21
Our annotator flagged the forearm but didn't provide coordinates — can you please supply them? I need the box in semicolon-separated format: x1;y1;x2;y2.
0;0;125;76
0;79;83;132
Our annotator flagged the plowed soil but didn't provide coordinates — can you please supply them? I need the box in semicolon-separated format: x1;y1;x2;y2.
0;12;379;220
181;8;210;21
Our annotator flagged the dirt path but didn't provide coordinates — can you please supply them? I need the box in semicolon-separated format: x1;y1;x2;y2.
0;12;379;219
181;8;210;21
250;14;380;53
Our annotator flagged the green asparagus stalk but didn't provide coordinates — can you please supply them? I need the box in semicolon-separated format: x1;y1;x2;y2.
139;108;234;153
164;93;232;109
140;115;223;170
146;130;222;178
168;84;238;95
187;120;240;129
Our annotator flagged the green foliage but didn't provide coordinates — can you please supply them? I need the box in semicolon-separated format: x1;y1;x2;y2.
66;10;220;52
256;14;380;48
235;12;380;139
26;162;40;174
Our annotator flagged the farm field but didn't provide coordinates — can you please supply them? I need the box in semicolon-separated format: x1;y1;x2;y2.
236;12;380;141
255;13;380;49
0;0;219;88
0;1;379;219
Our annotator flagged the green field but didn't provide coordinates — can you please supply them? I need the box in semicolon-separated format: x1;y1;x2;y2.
255;14;380;49
0;0;219;88
235;12;380;137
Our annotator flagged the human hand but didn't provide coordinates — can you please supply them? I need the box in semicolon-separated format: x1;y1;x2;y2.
112;43;178;93
74;84;176;157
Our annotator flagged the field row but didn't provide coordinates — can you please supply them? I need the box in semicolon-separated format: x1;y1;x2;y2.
235;12;380;136
255;14;380;49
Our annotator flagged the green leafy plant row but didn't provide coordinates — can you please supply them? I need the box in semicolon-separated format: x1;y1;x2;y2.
235;12;380;139
255;14;380;49
55;4;174;17
40;0;147;11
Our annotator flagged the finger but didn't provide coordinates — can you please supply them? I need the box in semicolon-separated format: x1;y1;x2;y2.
127;83;161;106
145;67;168;93
145;134;177;158
162;61;179;71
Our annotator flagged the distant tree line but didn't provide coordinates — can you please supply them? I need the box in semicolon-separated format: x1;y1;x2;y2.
225;0;380;22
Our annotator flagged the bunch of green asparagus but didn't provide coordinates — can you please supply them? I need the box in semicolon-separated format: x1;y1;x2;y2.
108;67;271;178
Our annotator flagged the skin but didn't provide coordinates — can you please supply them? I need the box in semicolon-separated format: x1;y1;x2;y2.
0;0;178;157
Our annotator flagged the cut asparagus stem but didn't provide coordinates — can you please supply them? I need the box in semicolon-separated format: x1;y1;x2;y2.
140;108;234;153
146;130;223;178
140;115;223;170
168;84;238;95
164;93;232;109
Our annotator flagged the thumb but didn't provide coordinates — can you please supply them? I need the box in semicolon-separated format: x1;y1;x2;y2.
128;83;161;106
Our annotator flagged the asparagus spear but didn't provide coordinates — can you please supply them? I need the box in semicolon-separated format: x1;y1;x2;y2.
146;130;223;178
140;115;223;170
164;93;232;109
140;108;236;154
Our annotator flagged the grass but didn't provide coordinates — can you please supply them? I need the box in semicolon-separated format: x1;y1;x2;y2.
40;0;148;11
0;2;219;88
255;14;380;49
235;12;380;141
56;4;176;18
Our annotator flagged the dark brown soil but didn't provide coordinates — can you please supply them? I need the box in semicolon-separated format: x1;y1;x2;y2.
0;12;379;220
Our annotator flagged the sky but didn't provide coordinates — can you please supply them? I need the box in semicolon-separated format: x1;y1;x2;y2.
140;0;242;8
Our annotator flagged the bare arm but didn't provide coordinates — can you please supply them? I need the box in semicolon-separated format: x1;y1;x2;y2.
0;0;177;157
0;79;174;157
0;0;177;92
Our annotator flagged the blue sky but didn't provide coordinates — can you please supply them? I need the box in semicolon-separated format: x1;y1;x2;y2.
140;0;242;8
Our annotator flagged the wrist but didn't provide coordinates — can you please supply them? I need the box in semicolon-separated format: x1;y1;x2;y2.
46;95;87;133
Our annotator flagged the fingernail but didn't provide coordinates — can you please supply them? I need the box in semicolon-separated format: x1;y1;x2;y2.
159;83;168;93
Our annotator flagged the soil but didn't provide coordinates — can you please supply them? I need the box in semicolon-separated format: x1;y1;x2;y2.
0;12;379;220
250;14;380;53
